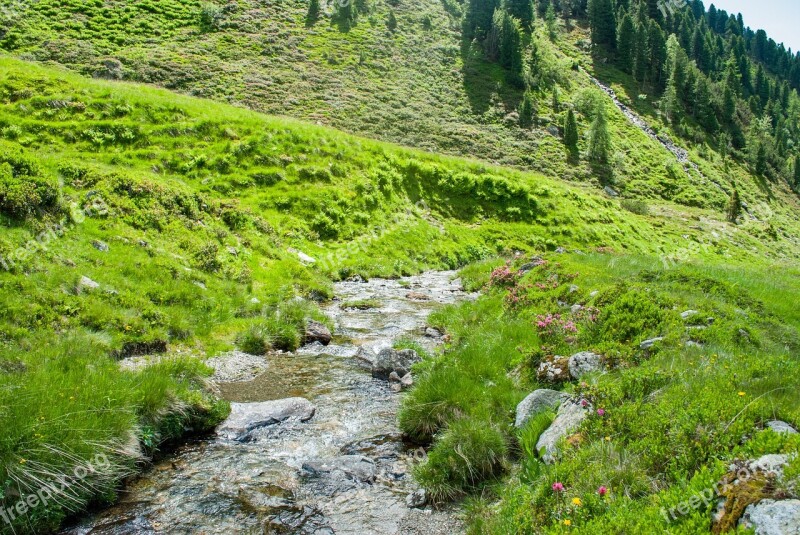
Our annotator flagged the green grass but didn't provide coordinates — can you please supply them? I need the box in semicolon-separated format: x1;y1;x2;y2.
0;54;772;534
401;252;800;532
0;11;798;530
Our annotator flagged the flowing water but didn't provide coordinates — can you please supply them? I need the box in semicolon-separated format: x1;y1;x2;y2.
65;272;471;535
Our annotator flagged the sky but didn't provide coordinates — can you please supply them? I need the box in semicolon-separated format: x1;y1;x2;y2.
708;0;800;52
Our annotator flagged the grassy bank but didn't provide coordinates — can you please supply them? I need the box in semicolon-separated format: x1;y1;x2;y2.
401;252;800;532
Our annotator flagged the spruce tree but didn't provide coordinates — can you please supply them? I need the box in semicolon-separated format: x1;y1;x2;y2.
794;155;800;189
506;0;534;29
564;108;579;150
545;3;557;39
387;10;397;32
519;92;536;127
588;101;611;164
306;0;320;24
616;14;635;74
587;0;616;48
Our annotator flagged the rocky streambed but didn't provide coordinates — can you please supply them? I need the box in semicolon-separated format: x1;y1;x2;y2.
64;271;471;535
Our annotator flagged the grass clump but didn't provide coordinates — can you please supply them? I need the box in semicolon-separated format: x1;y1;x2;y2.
415;418;509;502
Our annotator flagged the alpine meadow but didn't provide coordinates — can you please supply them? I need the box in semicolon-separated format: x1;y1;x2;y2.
0;0;799;533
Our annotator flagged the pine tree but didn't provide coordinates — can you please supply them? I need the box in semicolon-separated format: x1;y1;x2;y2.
506;0;534;29
464;0;500;40
519;92;536;127
387;10;397;32
794;155;800;189
563;108;579;149
545;3;557;40
616;13;635;73
726;188;741;223
588;101;611;164
496;10;524;87
306;0;320;24
588;0;616;49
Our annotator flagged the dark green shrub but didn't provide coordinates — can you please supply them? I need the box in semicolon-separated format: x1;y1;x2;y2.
0;160;59;219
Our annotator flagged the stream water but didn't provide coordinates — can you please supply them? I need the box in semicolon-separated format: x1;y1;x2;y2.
64;272;470;535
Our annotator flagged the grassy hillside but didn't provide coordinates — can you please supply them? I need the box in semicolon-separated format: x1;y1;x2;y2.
4;0;799;260
402;253;800;533
0;55;778;533
0;0;799;532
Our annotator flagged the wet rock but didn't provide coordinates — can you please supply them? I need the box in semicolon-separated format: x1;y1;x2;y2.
265;504;333;535
515;389;569;429
303;320;332;346
92;240;109;252
537;356;570;384
406;489;427;508
640;337;664;349
77;276;100;292
218;398;315;440
536;401;589;464
340;434;404;460
301;455;377;492
568;351;603;379
371;348;420;380
424;327;443;339
406;292;430;301
767;421;798;434
739;499;800;535
389;371;414;391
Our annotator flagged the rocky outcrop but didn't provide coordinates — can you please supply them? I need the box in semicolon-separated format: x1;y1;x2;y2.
568;351;603;379
515;389;569;429
217;398;315;440
304;320;332;346
536;356;571;383
739;500;800;535
766;420;798;434
536;401;589;464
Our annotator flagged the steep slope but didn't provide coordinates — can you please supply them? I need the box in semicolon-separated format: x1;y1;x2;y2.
4;0;799;260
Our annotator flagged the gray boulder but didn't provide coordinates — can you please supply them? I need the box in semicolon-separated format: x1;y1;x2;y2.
767;420;798;435
739;499;800;535
515;389;569;429
217;398;315;440
92;240;109;252
536;401;589;464
568;351;603;379
78;276;100;292
371;348;420;380
681;310;699;320
304;320;332;346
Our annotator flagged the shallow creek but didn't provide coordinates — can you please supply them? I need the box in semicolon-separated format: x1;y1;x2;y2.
64;271;471;535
